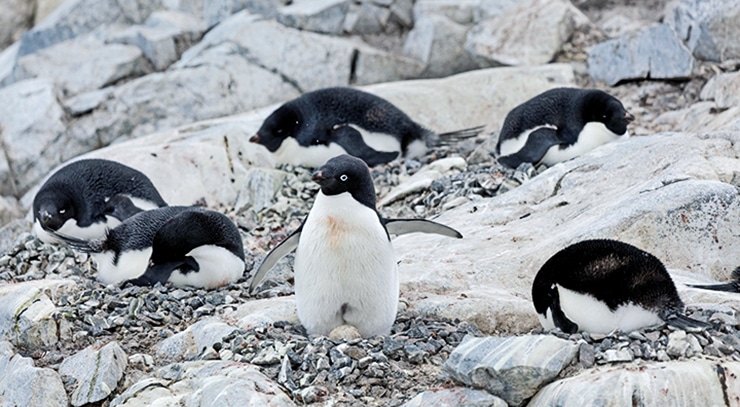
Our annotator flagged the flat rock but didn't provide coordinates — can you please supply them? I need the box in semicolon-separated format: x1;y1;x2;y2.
0;341;68;406
667;0;740;62
412;0;480;25
155;318;240;361
403;14;479;78
277;0;350;34
444;335;578;406
226;297;299;330
58;341;128;406
588;23;694;85
700;71;740;109
402;387;508;407
529;360;738;406
465;0;585;67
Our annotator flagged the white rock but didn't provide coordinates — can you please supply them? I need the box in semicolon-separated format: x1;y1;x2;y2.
277;0;350;34
0;0;34;49
234;167;288;213
0;341;68;406
667;0;740;62
155;318;239;360
226;297;299;330
58;341;128;406
402;387;508;407
412;0;480;25
403;14;479;78
700;71;740;109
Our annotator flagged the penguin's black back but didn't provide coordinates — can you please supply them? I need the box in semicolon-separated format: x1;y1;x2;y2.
34;159;167;226
532;239;684;315
104;206;194;258
290;87;429;152
496;88;628;151
150;210;245;264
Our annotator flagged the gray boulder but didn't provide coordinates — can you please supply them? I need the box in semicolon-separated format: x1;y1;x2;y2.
155;318;240;361
0;0;34;50
700;71;740;109
203;0;286;28
402;387;508;407
0;43;19;85
444;335;578;406
412;0;480;25
58;342;128;406
0;341;68;406
277;0;350;34
667;0;740;62
465;0;586;67
529;360;740;406
18;0;162;57
403;14;479;78
588;24;695;85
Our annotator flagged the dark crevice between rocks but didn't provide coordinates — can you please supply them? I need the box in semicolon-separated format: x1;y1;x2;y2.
349;48;359;85
716;363;731;407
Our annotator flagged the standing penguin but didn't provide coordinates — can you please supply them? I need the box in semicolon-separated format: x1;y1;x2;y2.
33;159;167;244
532;239;708;334
250;87;483;167
496;88;634;168
51;202;245;289
249;154;462;337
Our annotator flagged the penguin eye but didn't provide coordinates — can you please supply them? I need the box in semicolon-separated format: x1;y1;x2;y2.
276;128;283;134
312;138;322;145
332;124;341;130
339;174;348;182
58;209;66;214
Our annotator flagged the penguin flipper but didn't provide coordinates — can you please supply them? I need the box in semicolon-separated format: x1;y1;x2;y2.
550;288;579;334
104;194;146;221
128;257;199;287
436;125;486;145
47;229;104;253
384;219;462;239
331;126;400;166
497;127;562;168
249;230;301;293
687;282;740;292
663;313;712;331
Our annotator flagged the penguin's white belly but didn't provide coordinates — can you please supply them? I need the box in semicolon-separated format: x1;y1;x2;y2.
168;245;244;289
540;122;627;166
498;124;558;157
34;216;120;244
94;248;152;285
295;192;398;337
540;285;663;334
348;124;403;155
275;137;349;167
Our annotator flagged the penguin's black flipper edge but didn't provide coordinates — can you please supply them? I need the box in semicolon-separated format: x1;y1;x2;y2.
686;282;740;293
330;126;400;166
497;127;562;168
436;125;486;144
384;219;462;239
663;313;712;331
550;288;579;334
249;230;301;294
47;229;104;253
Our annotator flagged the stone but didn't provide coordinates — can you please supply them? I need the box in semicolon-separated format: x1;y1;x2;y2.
0;342;68;406
344;2;391;34
402;387;508;407
0;280;75;349
234;167;289;213
0;195;22;226
412;0;480;25
403;14;479;78
588;24;694;86
108;24;186;71
667;0;740;62
0;78;69;197
11;35;148;97
655;102;740;133
17;0;162;57
444;335;578;406
203;0;285;28
700;71;740;109
465;0;585;67
529;361;735;406
474;0;520;22
351;43;425;86
0;0;34;49
277;0;350;34
155;318;239;360
58;342;128;406
226;297;299;330
0;42;19;85
394;132;740;335
35;0;67;25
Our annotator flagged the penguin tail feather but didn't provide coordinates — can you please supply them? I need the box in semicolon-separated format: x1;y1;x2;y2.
663;313;712;331
687;266;740;292
49;230;104;253
435;125;486;145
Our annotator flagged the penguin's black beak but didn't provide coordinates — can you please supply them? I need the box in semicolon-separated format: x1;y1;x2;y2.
625;112;635;122
311;171;325;183
249;134;260;143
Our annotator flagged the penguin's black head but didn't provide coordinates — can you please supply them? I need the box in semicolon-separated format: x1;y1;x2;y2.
33;186;77;231
250;104;302;152
585;90;634;136
312;155;376;209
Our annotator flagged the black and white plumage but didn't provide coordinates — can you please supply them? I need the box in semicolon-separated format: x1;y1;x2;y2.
33;159;167;244
249;154;462;337
250;87;483;167
52;203;245;289
689;267;740;293
532;239;708;334
496;88;635;168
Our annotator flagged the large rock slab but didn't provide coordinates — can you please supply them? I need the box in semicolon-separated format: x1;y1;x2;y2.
0;0;34;49
465;0;586;67
402;387;507;407
394;132;740;334
59;341;128;406
276;0;350;34
655;102;740;133
444;335;578;406
155;318;240;361
700;71;740;110
528;360;738;406
0;341;68;406
667;0;740;62
588;23;694;85
403;14;479;78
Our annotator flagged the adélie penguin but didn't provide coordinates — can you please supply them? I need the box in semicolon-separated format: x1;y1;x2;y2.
688;267;740;292
496;88;634;169
51;201;245;289
33;159;167;244
250;87;484;167
249;154;463;337
532;239;710;334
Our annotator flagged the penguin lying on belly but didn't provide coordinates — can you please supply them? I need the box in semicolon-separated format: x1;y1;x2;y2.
496;88;634;169
249;154;462;337
250;87;484;167
51;200;245;289
688;267;740;292
33;158;167;244
532;239;709;334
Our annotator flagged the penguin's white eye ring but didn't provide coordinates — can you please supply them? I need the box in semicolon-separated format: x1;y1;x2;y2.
339;174;348;182
58;209;66;214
